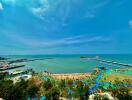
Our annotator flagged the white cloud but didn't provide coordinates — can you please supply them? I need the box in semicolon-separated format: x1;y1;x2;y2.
0;2;3;11
30;0;49;20
2;0;16;4
1;0;16;7
84;0;110;19
1;0;110;22
30;0;70;22
32;0;110;20
5;33;111;49
129;20;132;28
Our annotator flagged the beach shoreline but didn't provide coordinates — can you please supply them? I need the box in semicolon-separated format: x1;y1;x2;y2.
49;72;91;80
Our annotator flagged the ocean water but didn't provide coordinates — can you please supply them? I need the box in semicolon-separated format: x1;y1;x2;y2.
4;54;132;73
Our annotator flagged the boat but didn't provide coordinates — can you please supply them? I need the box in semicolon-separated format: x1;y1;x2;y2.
80;56;99;60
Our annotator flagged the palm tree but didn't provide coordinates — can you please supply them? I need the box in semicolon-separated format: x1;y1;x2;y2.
43;79;53;90
45;86;60;100
75;81;90;99
59;79;66;90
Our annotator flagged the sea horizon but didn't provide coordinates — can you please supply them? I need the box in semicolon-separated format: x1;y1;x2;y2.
1;53;132;56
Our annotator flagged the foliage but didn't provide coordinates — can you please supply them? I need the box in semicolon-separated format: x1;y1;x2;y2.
0;72;132;100
0;79;28;100
74;81;90;100
111;87;132;100
45;86;60;100
0;80;14;100
0;79;39;100
27;84;39;98
67;79;73;87
43;79;53;90
59;79;66;90
0;72;9;80
94;94;109;100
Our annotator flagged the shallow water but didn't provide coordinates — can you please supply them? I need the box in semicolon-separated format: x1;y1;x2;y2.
3;54;132;73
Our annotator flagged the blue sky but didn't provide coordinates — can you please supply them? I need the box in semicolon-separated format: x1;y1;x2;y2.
0;0;132;55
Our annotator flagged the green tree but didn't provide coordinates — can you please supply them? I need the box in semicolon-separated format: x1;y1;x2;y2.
45;87;60;100
59;79;66;90
67;79;73;88
43;79;53;90
0;80;14;100
115;87;132;100
27;85;39;98
76;81;84;99
9;79;28;100
0;79;29;100
75;81;90;100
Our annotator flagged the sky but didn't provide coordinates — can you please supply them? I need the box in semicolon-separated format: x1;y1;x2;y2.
0;0;132;55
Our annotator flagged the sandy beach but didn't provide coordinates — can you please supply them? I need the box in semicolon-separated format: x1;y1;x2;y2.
50;73;91;80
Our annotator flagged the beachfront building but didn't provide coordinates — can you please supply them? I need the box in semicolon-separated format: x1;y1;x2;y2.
11;74;32;83
6;68;34;83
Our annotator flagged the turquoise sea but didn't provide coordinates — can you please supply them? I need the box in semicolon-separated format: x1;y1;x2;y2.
4;54;132;73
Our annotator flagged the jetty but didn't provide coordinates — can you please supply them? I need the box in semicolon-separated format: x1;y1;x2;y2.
0;65;25;71
80;56;132;67
97;59;132;67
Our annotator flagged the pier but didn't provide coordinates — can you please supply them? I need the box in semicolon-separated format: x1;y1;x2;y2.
0;65;25;71
97;59;132;67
